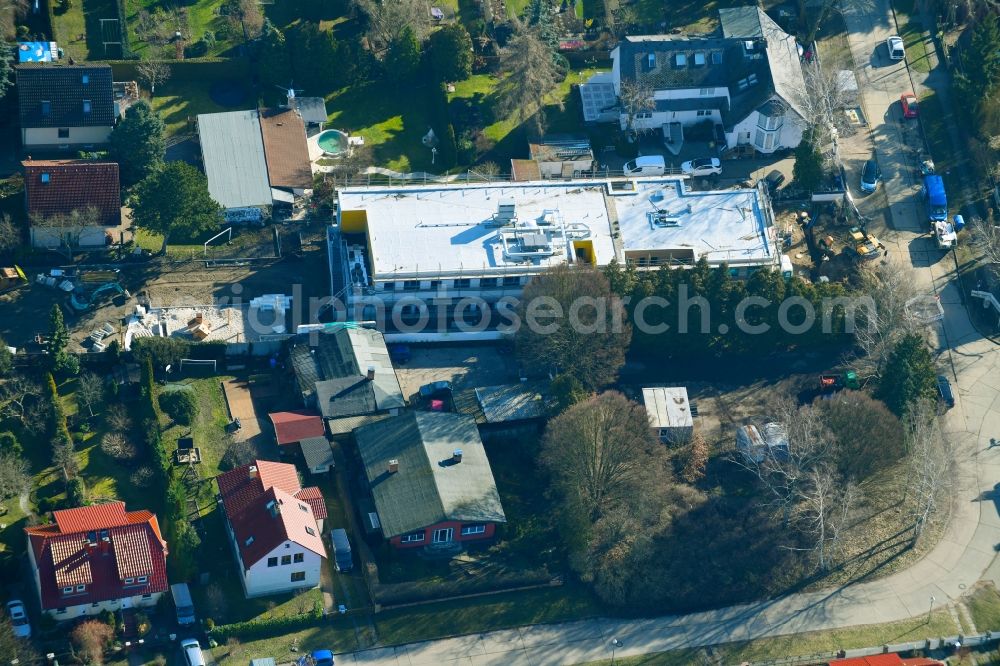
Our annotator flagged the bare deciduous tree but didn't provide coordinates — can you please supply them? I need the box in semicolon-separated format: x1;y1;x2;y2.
0;451;30;500
70;620;114;665
221;434;257;471
0;213;20;254
496;21;563;138
543;391;667;520
515;265;631;390
970;210;1000;277
732;395;836;528
853;261;919;375
794;465;858;571
76;372;104;417
353;0;430;53
30;206;102;258
100;432;136;461
136;59;171;96
0;376;40;428
618;79;655;141
794;60;855;146
53;440;79;480
105;403;132;433
906;398;952;541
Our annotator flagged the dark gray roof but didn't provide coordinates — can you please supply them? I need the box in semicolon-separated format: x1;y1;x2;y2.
719;7;807;119
289;327;404;418
355;412;506;538
16;64;115;129
290;97;328;125
615;6;807;126
654;96;730;113
300;436;334;470
474;383;550;423
326;413;390;436
315;376;376;419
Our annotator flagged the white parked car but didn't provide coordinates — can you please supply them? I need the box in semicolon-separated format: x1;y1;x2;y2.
6;600;31;638
681;157;722;177
886;35;905;60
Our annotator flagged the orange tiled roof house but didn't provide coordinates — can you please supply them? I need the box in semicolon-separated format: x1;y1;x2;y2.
25;502;168;620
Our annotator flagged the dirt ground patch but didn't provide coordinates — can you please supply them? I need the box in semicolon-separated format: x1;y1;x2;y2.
0;227;331;351
394;344;519;403
221;378;263;443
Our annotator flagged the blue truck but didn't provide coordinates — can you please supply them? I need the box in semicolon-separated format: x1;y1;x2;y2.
923;174;948;222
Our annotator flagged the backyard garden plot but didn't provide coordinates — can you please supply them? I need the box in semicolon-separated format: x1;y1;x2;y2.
124;0;238;59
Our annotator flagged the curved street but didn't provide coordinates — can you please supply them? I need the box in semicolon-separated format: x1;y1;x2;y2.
338;0;1000;662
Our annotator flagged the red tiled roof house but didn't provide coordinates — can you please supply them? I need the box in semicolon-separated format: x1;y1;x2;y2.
22;159;121;250
25;502;168;620
216;460;328;598
269;411;326;447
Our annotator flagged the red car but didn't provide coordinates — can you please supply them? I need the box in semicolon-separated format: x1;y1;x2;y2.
901;92;919;118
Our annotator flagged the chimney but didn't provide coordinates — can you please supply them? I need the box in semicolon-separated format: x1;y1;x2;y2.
387;459;399;474
366;365;376;381
452;449;463;463
248;464;258;478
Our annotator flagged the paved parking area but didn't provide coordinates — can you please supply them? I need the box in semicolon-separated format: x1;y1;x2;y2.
394;345;518;403
221;378;263;443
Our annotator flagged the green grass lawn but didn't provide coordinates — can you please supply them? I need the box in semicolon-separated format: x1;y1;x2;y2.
969;584;1000;631
590;609;961;665
149;79;237;137
159;376;233;479
124;0;234;59
918;91;955;185
376;584;601;646
893;0;932;74
814;8;853;71
323;62;608;173
50;2;87;61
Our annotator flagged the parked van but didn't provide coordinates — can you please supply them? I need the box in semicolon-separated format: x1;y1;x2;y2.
330;528;353;573
623;155;666;176
180;639;206;666
171;583;196;626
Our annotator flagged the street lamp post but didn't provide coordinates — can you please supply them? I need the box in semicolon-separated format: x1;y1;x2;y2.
928;595;936;623
610;638;622;665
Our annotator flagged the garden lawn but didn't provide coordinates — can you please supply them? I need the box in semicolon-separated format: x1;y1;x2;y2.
592;609;961;665
124;0;233;59
893;0;932;74
375;584;601;646
813;8;853;71
192;506;327;624
158;376;233;480
322;63;608;173
149;78;235;137
969;584;1000;631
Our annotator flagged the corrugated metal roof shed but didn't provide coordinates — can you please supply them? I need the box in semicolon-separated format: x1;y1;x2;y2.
197;111;272;210
642;387;693;429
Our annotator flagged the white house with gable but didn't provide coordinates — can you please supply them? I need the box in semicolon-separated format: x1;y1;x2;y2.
592;6;807;154
216;460;328;598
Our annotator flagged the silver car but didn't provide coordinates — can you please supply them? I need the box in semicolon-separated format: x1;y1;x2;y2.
886;35;905;60
6;600;31;638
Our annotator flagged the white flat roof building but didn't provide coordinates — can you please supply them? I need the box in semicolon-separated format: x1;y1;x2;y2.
333;178;778;305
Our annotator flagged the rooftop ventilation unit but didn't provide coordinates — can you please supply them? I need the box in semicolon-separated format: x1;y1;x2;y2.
493;200;517;226
650;211;682;228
